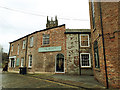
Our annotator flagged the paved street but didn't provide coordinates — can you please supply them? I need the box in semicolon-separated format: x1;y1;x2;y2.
1;73;84;89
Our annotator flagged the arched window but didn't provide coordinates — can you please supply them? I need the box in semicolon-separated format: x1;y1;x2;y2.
56;53;64;72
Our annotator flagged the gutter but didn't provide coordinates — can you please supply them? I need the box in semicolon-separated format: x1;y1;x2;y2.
99;2;109;89
78;34;81;75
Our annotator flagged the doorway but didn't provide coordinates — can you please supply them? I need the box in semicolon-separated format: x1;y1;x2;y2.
55;53;64;73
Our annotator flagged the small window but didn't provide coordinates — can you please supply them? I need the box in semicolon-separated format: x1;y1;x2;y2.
30;36;34;47
28;55;32;67
80;53;91;67
22;40;26;49
17;44;19;55
94;41;100;68
80;34;89;47
43;34;50;45
11;45;13;52
21;58;24;67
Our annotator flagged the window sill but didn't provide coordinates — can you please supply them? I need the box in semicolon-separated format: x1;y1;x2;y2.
81;67;92;69
28;67;32;69
41;44;50;47
94;68;100;72
29;46;34;48
80;46;90;48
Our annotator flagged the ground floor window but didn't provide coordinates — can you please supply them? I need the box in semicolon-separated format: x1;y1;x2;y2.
56;53;64;72
11;58;15;67
28;55;32;67
94;41;100;68
80;53;91;67
21;58;24;67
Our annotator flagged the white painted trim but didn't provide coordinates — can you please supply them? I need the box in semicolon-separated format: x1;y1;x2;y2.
9;56;16;68
9;56;16;59
80;34;90;47
55;53;65;73
80;53;91;67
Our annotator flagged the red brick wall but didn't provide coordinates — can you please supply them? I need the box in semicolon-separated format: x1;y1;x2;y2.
33;25;66;73
89;2;120;88
9;25;66;73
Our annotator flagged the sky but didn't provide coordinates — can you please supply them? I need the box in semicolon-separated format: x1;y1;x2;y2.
0;0;90;53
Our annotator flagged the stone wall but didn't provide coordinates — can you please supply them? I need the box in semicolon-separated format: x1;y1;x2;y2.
66;33;93;75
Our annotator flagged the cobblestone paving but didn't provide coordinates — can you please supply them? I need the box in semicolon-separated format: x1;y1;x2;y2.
2;73;84;89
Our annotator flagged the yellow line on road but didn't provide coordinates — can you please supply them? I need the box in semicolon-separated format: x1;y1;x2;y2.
30;76;78;88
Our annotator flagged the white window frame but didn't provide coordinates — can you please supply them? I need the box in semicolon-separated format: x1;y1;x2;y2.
28;55;32;68
30;36;34;47
17;44;19;55
80;53;91;67
21;58;24;67
55;53;65;73
80;34;90;47
22;40;26;49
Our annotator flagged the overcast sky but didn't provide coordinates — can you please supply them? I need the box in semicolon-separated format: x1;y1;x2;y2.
0;0;90;53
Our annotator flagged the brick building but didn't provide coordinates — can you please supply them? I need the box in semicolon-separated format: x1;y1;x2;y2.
8;16;92;75
65;29;93;75
8;17;66;74
89;1;120;88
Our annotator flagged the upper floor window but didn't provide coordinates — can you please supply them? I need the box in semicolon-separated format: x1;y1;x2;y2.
22;40;26;49
17;44;19;55
91;0;95;29
30;36;34;47
43;34;50;45
11;45;13;52
80;53;91;67
28;55;32;67
80;34;89;47
94;41;100;68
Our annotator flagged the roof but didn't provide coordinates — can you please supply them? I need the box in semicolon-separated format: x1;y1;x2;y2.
10;24;65;44
65;29;91;34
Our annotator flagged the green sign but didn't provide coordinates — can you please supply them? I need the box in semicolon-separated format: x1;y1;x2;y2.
38;46;61;52
16;58;19;66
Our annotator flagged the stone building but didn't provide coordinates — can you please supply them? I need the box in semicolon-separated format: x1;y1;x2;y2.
65;29;93;75
89;1;120;88
8;23;66;74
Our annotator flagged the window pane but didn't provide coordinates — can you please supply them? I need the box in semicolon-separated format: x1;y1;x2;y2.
94;41;100;68
29;55;32;67
81;35;89;47
81;54;90;67
43;34;49;45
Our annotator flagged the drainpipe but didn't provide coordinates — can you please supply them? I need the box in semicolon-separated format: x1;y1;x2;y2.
99;2;109;89
25;36;28;67
78;34;81;75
